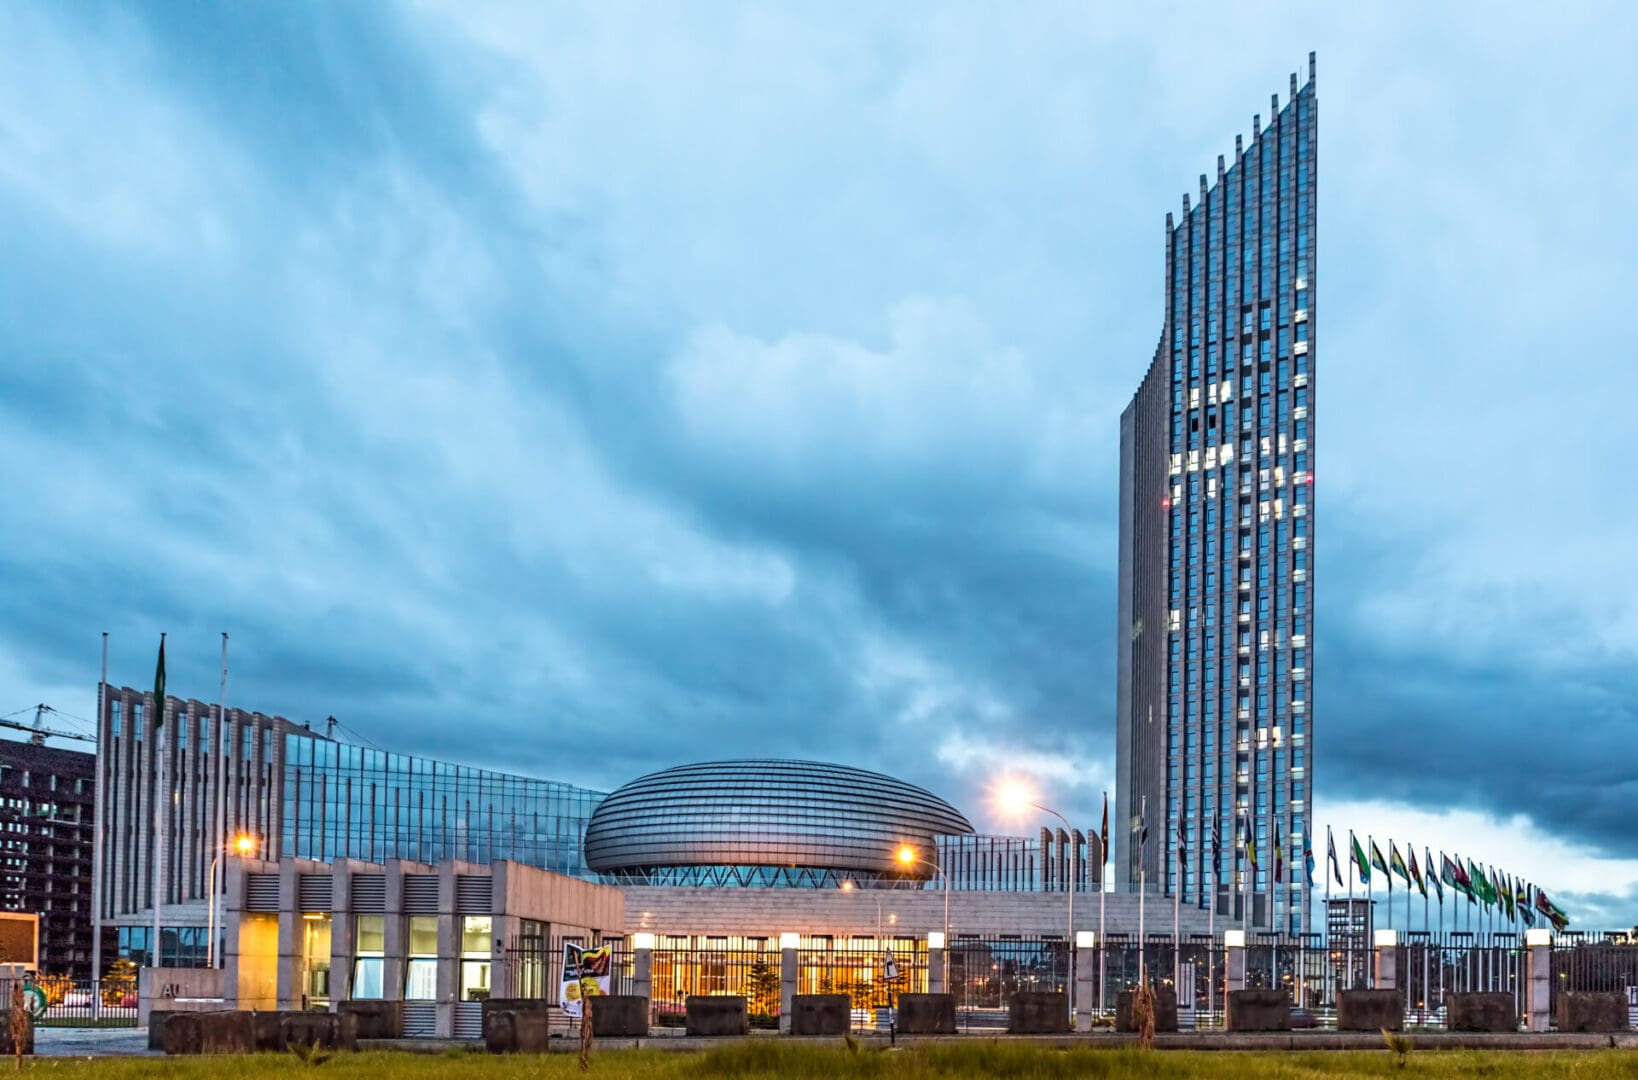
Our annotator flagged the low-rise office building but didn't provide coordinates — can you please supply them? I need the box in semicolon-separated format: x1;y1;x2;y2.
223;856;622;1038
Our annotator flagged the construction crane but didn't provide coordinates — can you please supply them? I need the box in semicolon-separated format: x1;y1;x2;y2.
0;704;96;745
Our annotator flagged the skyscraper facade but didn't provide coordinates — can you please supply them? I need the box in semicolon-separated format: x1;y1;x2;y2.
1117;55;1316;930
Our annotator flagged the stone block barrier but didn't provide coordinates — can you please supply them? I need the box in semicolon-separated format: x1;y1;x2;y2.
1007;991;1070;1034
1337;989;1402;1032
896;994;956;1035
1116;987;1179;1033
685;995;749;1037
1556;991;1629;1033
589;996;650;1037
337;1000;401;1040
789;994;851;1036
1226;989;1290;1032
1446;993;1516;1033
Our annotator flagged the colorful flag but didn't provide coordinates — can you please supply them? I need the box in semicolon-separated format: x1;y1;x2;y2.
1328;828;1343;887
1210;820;1221;883
1243;812;1258;870
1535;888;1569;932
1497;871;1515;920
152;634;167;731
1274;826;1284;884
1452;857;1475;902
1350;831;1371;885
1304;846;1316;889
1100;794;1110;867
1408;847;1427;898
1371;839;1391;890
1390;841;1410;884
1426;848;1443;902
1516;882;1534;927
1133;798;1148;863
1177;821;1187;869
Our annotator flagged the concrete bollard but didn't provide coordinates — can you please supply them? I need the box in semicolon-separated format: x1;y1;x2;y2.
778;939;797;1035
1373;930;1398;992
1224;930;1247;993
1524;931;1551;1033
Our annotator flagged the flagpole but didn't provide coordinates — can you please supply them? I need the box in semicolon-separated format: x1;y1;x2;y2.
1138;795;1147;989
1172;836;1180;995
91;633;108;986
1366;836;1374;988
1325;827;1332;1004
1346;832;1354;993
1099;793;1107;1018
1437;853;1444;1014
1421;871;1429;1021
1208;848;1216;1026
151;633;166;970
209;633;228;968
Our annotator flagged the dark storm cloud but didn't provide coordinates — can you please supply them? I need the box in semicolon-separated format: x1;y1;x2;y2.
3;2;1637;918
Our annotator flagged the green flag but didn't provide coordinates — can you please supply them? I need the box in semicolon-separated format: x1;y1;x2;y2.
1468;860;1495;906
152;634;167;731
1350;832;1371;885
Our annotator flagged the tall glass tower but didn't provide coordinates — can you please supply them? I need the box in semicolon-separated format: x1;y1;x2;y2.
1116;54;1316;931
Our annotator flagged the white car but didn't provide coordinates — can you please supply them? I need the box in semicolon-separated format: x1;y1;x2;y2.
61;991;93;1007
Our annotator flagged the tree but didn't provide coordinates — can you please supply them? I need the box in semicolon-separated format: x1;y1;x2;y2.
745;958;780;1017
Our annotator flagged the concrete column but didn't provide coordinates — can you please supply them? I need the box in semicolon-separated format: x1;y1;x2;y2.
276;859;301;1009
633;947;653;1005
1225;932;1247;993
381;862;408;1003
1074;943;1096;1029
1524;934;1552;1032
928;948;945;994
330;861;354;1006
434;862;457;1038
778;945;797;1035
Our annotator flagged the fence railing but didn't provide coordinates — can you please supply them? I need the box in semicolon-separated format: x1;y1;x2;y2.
14;977;138;1028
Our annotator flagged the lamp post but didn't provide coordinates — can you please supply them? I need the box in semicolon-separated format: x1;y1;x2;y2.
207;833;257;968
998;784;1076;1027
895;846;950;994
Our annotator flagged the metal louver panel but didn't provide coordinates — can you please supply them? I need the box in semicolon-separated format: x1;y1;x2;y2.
454;875;492;914
402;1003;437;1037
245;873;280;912
350;876;386;913
453;1002;482;1040
403;875;440;914
297;874;332;913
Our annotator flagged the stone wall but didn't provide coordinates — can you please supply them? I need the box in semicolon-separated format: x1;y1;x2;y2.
1446;993;1516;1033
1337;989;1401;1032
1226;989;1290;1032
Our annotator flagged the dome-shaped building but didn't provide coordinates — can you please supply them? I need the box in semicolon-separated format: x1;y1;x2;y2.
583;759;975;887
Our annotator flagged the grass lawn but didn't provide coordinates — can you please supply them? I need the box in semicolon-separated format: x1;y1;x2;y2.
10;1044;1638;1078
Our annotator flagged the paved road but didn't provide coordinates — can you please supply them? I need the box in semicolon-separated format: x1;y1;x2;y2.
35;1027;154;1057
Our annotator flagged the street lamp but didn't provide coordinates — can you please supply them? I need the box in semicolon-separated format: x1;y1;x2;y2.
896;846;950;996
997;783;1077;1026
207;832;257;969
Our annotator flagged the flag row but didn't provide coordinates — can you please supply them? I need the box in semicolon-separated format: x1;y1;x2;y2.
1326;827;1570;932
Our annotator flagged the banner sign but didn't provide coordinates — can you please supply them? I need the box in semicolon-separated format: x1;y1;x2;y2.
560;943;611;1018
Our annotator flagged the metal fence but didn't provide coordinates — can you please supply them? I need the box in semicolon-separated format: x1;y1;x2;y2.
949;934;1067;1030
15;977;138;1028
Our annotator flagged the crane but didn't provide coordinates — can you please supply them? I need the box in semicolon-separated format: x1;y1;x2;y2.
0;704;96;745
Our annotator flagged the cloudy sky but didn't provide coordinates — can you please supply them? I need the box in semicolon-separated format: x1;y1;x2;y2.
2;3;1635;926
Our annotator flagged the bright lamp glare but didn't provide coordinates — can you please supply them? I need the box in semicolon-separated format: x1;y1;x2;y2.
233;834;255;854
897;846;916;865
995;778;1035;816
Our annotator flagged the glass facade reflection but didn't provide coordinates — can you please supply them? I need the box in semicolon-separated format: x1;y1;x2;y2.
1117;54;1317;931
282;733;605;876
584;760;974;886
